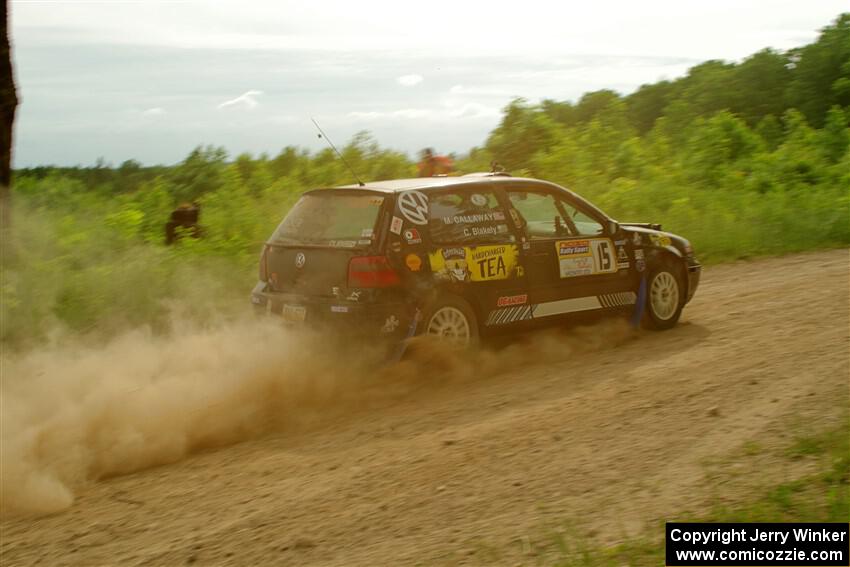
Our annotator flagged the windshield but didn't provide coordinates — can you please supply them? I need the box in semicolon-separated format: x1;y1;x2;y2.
271;193;384;246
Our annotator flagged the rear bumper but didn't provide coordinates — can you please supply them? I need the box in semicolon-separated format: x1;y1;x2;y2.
251;282;413;339
685;259;701;302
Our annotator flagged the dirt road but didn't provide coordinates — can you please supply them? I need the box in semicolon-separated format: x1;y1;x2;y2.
2;249;848;566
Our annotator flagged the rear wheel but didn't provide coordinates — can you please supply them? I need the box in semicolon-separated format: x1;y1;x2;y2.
643;261;685;330
421;294;479;347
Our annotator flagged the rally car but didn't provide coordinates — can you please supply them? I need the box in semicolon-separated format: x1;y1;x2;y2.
252;173;701;346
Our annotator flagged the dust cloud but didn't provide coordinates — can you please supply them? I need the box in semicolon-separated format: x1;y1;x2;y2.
0;315;633;517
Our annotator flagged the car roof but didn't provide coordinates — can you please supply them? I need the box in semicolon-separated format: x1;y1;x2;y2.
307;174;611;220
328;174;537;194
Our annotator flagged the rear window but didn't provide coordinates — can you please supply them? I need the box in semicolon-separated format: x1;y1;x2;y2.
428;190;513;244
271;193;384;246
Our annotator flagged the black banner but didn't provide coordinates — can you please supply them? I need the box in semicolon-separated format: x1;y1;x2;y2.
666;523;849;566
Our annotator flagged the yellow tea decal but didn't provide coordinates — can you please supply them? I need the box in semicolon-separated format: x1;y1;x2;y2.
429;244;519;282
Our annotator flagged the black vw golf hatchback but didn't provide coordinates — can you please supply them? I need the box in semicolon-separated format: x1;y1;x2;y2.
252;173;701;346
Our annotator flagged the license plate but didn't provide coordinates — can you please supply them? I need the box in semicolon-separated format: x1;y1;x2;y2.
281;304;306;323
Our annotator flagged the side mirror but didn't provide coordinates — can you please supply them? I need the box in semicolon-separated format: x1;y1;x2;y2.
608;220;620;235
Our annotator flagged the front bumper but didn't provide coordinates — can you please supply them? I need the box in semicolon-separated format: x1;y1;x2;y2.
685;259;701;302
251;282;413;339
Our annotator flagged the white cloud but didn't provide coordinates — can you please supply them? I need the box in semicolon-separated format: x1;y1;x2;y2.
141;107;165;116
347;103;498;122
396;74;423;87
449;85;515;97
217;90;264;110
349;108;429;120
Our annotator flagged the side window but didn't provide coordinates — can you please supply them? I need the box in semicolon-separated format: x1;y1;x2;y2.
508;191;604;238
429;190;513;244
507;192;569;238
560;202;605;236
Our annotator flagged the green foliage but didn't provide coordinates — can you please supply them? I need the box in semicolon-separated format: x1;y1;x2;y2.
787;14;850;127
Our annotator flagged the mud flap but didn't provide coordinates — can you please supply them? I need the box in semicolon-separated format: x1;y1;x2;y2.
630;275;647;328
389;308;421;363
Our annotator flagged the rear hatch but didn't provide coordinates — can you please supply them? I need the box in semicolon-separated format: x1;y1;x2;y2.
262;190;387;298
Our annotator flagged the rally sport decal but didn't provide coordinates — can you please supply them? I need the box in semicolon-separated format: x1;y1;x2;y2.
556;238;617;278
485;292;637;326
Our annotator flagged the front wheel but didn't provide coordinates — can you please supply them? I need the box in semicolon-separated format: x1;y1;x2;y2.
421;294;480;347
642;262;685;330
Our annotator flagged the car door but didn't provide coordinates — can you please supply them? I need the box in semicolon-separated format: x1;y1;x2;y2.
505;186;634;321
425;185;528;323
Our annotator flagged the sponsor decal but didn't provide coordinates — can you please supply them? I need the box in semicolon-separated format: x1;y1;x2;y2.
497;294;528;307
429;244;519;282
461;224;510;238
361;228;374;237
369;197;384;206
634;250;646;272
557;240;591;257
347;290;361;302
469;245;516;281
294;252;306;269
329;240;357;248
632;232;642;246
470;193;488;206
390;241;402;252
331;305;349;313
614;239;626;246
515;265;525;277
382;315;400;333
405;253;423;272
616;245;629;269
556;238;617;278
650;234;672;247
442;247;466;260
509;209;522;227
397;190;429;225
403;228;422;245
390;216;403;235
357;239;372;246
435;247;469;281
441;212;503;225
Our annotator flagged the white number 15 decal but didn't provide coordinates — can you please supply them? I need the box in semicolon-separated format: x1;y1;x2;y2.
594;240;614;273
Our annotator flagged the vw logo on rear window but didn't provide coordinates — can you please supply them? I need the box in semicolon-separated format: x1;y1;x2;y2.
295;252;306;269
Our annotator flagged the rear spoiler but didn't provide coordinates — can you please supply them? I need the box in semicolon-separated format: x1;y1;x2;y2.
620;222;662;231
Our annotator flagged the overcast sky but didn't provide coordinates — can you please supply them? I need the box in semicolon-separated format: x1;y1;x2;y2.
10;0;848;167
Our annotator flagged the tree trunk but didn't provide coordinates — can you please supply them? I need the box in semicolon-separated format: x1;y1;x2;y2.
0;0;18;238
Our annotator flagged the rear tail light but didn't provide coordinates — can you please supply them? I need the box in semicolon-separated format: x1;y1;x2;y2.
259;245;269;281
348;256;401;288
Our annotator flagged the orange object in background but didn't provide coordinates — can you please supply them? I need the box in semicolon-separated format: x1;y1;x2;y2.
417;148;454;177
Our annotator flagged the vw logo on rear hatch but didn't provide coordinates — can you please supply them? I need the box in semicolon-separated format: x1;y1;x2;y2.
294;252;306;269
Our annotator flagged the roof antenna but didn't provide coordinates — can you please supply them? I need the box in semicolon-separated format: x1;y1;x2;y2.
311;117;365;187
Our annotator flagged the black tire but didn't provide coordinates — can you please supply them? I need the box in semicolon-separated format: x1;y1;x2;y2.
642;259;685;330
419;294;480;347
